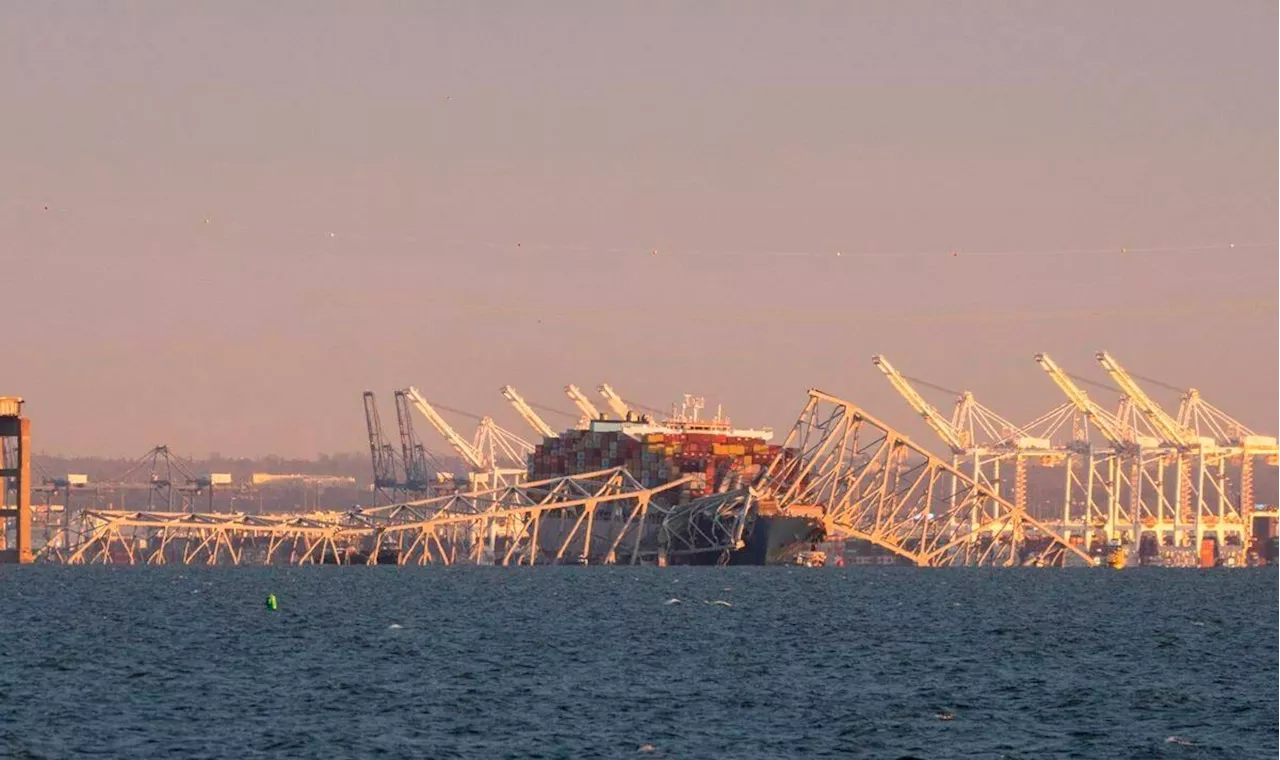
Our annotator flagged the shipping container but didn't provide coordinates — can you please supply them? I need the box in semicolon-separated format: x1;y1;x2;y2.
528;425;782;502
1200;538;1217;568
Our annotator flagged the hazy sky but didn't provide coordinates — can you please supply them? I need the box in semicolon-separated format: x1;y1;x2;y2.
3;2;1276;459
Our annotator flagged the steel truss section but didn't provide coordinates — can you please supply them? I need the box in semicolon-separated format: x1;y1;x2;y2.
45;468;690;567
56;510;346;566
659;489;755;564
758;390;1096;567
351;468;689;566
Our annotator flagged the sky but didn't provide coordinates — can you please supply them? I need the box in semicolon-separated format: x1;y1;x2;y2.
2;1;1276;459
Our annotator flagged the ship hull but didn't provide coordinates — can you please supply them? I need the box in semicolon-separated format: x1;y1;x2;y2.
680;514;825;566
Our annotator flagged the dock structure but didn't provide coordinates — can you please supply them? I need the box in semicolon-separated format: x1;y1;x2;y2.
1;396;33;564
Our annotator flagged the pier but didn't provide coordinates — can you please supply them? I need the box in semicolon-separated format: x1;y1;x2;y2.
1;396;33;564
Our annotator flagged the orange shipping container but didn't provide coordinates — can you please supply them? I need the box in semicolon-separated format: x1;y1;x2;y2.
1200;538;1216;568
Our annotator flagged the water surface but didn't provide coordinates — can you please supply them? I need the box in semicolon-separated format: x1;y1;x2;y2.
1;567;1275;759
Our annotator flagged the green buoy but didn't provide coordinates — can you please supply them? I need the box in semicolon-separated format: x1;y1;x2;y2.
265;593;278;611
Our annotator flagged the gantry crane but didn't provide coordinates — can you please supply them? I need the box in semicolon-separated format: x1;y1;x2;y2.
873;356;1057;453
1097;363;1278;549
872;356;1060;522
1095;352;1243;554
401;387;530;489
401;387;485;470
56;445;234;516
501;385;557;439
1035;353;1182;552
362;392;402;504
401;386;535;555
875;353;1085;532
873;355;991;539
1036;352;1150;544
393;389;439;493
1095;352;1203;449
1177;388;1279;520
1035;355;1128;444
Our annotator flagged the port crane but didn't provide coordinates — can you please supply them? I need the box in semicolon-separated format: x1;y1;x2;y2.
1176;387;1279;519
1095;352;1206;449
95;445;214;512
1097;364;1279;526
1034;354;1133;546
564;384;602;427
501;385;557;439
401;387;531;489
393;389;446;493
1035;355;1151;447
362;391;402;504
35;445;239;556
872;355;968;452
1035;353;1189;551
871;356;1059;521
597;383;632;420
1094;352;1244;551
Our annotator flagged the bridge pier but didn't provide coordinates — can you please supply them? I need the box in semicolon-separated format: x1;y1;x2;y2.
1;397;33;564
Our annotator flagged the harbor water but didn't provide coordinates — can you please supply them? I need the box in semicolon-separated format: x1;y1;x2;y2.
0;566;1275;759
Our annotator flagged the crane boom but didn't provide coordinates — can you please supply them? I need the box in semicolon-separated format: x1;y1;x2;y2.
402;387;486;471
1094;352;1196;448
872;356;967;452
1033;353;1132;447
597;383;632;419
564;385;602;422
501;385;557;439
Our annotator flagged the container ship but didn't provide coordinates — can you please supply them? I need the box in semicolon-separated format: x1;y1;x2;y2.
528;395;824;564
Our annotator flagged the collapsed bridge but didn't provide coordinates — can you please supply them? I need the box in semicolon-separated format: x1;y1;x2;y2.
43;390;1092;567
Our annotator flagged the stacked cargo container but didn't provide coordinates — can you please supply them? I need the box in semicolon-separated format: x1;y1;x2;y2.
529;429;780;505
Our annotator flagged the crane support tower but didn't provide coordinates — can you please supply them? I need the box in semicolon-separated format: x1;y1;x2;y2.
0;396;33;563
393;390;434;493
362;392;402;504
